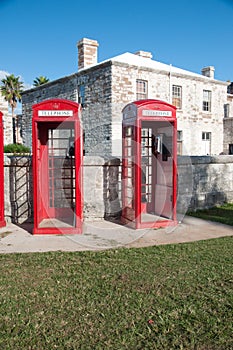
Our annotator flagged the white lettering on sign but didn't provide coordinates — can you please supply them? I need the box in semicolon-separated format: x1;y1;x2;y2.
142;110;172;117
38;110;74;117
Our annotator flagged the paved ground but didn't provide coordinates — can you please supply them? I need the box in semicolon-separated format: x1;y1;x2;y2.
0;216;232;254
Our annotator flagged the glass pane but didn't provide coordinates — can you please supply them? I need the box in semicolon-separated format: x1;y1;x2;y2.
39;123;76;228
141;121;174;224
122;126;135;217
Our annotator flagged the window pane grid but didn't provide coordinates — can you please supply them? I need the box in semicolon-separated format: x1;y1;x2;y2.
136;80;148;100
172;85;182;109
123;126;134;209
141;128;152;203
203;90;211;112
202;132;211;140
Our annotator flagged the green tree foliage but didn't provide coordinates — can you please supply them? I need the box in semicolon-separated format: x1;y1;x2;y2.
0;74;24;143
33;76;50;86
4;143;30;154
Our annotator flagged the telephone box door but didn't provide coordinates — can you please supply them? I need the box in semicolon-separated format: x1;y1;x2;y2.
122;99;177;229
140;121;176;223
32;99;83;234
0;112;6;228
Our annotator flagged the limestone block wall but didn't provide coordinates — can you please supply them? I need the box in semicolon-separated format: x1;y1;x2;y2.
83;157;121;220
178;155;233;211
3;155;233;225
80;65;112;156
3;155;121;224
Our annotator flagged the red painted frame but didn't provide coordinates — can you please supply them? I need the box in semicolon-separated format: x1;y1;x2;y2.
0;111;6;228
122;99;177;229
32;99;83;234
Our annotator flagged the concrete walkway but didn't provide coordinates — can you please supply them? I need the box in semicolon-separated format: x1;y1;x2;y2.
0;216;232;254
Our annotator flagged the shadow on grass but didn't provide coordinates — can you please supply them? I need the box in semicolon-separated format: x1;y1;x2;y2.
188;203;233;226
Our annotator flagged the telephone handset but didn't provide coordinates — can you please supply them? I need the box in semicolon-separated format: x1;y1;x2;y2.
152;134;163;156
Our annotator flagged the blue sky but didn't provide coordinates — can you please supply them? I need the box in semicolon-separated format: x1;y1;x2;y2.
0;0;233;90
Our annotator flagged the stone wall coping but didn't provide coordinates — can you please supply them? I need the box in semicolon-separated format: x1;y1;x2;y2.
3;153;233;222
4;154;233;166
4;155;121;165
178;155;233;165
4;154;32;166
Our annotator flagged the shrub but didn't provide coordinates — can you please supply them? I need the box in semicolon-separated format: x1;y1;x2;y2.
4;143;31;154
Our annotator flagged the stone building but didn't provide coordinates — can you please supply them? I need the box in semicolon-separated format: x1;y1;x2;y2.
21;38;230;156
0;94;12;145
223;82;233;154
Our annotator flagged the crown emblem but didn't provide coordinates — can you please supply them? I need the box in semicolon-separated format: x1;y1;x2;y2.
53;103;60;109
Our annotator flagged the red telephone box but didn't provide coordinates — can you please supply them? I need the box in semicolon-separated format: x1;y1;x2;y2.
121;99;177;229
32;99;83;234
0;111;6;228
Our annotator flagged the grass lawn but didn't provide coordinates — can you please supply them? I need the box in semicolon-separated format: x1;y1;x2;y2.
188;203;233;226
0;238;233;349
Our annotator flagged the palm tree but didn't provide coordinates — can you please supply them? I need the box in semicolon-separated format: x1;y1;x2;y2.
33;76;50;86
0;74;24;143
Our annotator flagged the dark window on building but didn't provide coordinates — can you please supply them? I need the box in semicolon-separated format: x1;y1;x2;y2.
172;85;182;109
177;130;183;155
229;144;233;155
224;104;230;118
78;84;85;107
203;90;211;112
136;80;148;100
202;132;211;140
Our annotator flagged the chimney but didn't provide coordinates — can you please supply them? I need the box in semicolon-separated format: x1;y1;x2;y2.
227;81;233;94
77;38;99;70
201;66;215;79
134;50;153;59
